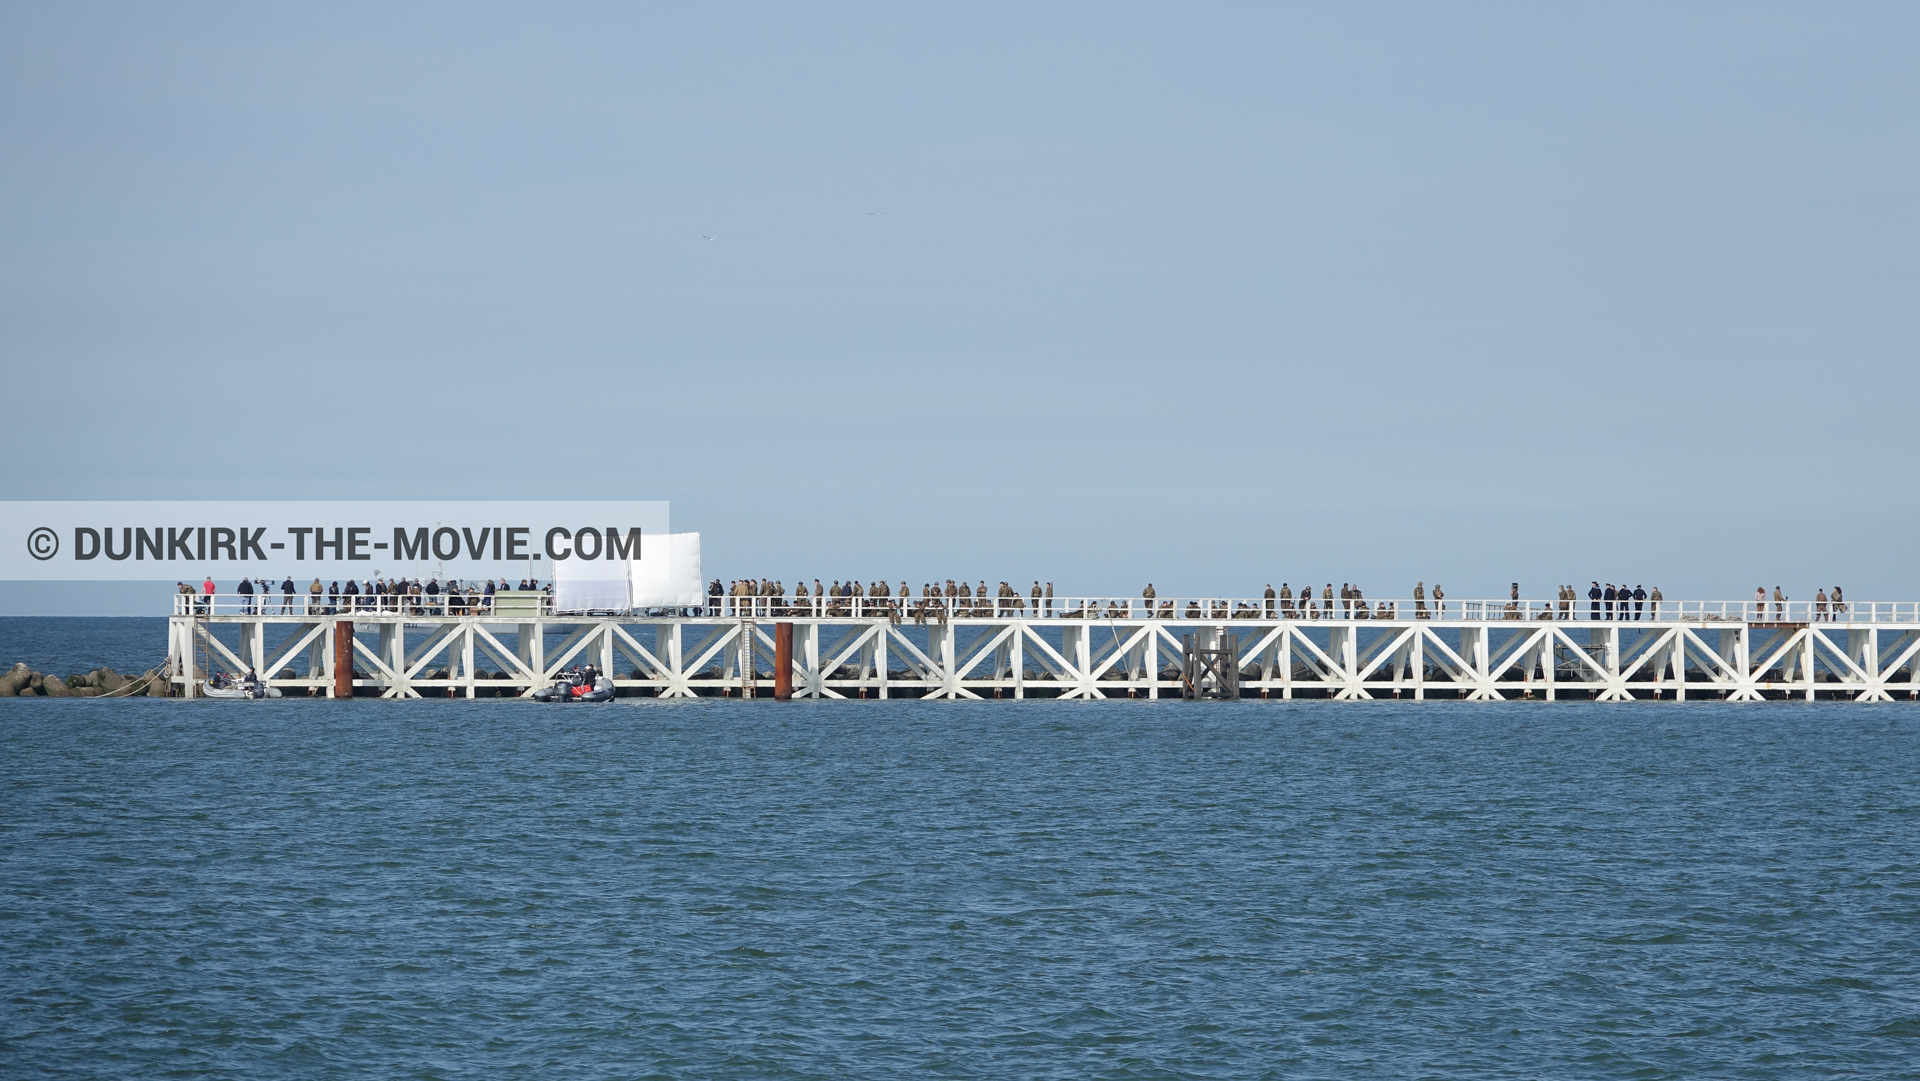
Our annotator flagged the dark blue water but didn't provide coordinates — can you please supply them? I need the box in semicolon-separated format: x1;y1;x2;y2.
4;694;1918;1080
0;617;171;678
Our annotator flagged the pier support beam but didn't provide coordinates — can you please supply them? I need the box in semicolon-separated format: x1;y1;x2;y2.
775;622;793;700
1410;632;1426;687
307;634;325;691
1148;627;1161;699
333;620;353;699
1540;632;1555;701
384;623;408;699
1013;626;1026;699
1671;631;1686;701
1804;632;1817;701
172;618;194;698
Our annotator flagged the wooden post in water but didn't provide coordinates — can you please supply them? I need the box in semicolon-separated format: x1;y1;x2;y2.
774;622;793;700
333;620;353;699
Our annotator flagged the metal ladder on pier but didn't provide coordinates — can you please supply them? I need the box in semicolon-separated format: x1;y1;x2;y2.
192;604;211;695
739;620;757;699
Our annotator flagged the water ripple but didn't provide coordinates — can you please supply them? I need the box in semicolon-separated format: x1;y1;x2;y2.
3;698;1918;1078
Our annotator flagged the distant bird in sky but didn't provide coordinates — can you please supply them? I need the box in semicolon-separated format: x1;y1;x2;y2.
868;211;885;216
702;235;716;241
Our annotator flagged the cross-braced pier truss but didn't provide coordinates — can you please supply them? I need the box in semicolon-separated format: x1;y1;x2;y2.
168;595;1920;701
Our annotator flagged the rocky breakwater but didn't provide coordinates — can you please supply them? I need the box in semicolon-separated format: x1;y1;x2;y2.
0;661;168;698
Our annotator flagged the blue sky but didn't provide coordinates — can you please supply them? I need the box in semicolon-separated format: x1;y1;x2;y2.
3;2;1915;612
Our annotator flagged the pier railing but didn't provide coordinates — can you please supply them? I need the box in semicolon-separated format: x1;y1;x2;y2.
174;592;548;617
170;593;1918;624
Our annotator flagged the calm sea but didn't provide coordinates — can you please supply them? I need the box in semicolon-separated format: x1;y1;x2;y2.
3;619;1918;1078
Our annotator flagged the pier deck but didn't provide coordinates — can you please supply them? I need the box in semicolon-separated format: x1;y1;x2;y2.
168;595;1920;702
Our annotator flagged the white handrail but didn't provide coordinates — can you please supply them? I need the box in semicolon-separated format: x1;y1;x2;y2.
169;592;1917;624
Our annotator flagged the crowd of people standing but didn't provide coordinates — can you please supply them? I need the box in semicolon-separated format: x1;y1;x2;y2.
180;577;551;616
180;575;1856;623
705;579;1696;622
1234;582;1669;622
708;578;1060;623
1568;583;1661;621
1754;584;1848;621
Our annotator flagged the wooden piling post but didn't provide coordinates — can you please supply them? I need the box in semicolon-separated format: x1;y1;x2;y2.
333;620;353;699
775;622;793;700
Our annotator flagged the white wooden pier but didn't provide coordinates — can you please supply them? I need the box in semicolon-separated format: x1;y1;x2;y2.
168;594;1920;702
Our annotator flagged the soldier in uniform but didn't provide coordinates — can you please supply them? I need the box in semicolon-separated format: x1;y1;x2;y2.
1264;584;1275;618
1414;581;1427;619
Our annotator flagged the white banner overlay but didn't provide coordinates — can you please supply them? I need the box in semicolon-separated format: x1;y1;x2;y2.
0;501;668;580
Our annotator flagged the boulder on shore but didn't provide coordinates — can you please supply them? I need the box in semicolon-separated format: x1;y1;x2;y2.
1;662;30;693
146;674;171;697
42;676;71;698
